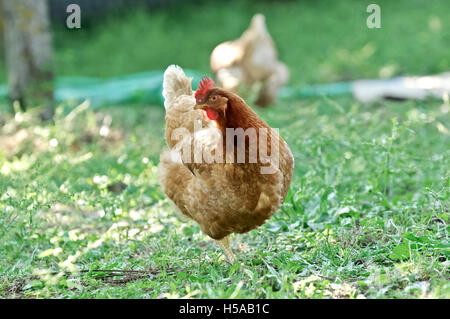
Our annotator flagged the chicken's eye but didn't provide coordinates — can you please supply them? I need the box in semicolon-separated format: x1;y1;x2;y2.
210;95;218;102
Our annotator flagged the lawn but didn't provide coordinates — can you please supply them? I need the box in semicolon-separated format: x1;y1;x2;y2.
0;0;449;298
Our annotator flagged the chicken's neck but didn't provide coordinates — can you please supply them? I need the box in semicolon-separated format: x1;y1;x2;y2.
215;98;269;137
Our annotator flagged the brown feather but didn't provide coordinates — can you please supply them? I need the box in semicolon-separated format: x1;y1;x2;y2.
159;88;294;240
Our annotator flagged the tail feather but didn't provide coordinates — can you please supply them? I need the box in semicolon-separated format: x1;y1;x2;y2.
162;65;193;110
158;148;195;219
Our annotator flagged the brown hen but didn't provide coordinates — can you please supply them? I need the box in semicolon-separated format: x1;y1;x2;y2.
158;65;294;263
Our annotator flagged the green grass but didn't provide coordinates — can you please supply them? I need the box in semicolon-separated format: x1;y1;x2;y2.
0;0;449;298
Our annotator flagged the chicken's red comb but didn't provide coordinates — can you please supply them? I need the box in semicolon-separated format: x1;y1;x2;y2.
195;76;215;101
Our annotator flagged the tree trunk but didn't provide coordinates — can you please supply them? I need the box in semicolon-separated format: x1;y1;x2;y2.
1;0;53;113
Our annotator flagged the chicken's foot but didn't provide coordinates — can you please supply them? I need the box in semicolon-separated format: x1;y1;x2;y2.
216;236;236;264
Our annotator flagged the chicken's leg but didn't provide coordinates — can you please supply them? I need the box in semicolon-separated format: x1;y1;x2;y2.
216;236;236;264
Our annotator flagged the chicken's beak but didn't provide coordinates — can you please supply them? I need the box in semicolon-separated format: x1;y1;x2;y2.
194;104;206;110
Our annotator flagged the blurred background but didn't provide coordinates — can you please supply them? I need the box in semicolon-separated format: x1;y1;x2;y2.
0;0;449;299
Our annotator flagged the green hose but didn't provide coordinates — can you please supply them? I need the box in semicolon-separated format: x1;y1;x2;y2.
0;70;353;108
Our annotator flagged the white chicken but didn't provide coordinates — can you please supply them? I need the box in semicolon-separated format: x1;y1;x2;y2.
210;14;289;107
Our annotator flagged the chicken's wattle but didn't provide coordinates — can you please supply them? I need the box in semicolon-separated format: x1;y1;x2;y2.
202;109;219;121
